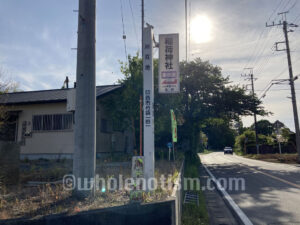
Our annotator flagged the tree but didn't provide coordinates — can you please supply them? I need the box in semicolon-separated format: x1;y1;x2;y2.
202;118;235;150
101;55;181;149
100;55;143;149
281;127;292;142
234;129;274;154
102;56;266;157
234;129;255;154
250;119;273;136
179;58;266;156
0;72;19;141
0;72;19;126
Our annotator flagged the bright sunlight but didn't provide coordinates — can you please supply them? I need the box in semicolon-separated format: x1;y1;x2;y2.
191;15;212;43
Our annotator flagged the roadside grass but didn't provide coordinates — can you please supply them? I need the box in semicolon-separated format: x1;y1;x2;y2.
244;153;299;164
182;157;209;225
1;158;183;220
20;160;71;183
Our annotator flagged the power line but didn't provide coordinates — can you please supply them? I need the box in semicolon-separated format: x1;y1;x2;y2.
244;0;285;69
255;52;275;75
244;28;271;69
258;50;300;97
268;0;285;21
292;13;300;24
250;28;283;69
255;38;286;75
257;88;300;91
191;32;282;56
120;0;128;62
280;0;292;12
243;0;295;71
128;0;140;53
285;0;297;12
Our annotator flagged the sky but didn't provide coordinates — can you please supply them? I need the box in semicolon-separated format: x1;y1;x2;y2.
0;0;300;131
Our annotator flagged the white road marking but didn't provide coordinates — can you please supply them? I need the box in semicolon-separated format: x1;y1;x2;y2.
202;163;253;225
220;155;300;189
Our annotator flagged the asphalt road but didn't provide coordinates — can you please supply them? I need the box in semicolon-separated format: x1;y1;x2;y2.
199;152;300;225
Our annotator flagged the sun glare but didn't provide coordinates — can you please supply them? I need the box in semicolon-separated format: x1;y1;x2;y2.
191;15;212;43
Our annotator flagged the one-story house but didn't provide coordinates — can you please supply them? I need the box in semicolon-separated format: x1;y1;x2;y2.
0;85;134;159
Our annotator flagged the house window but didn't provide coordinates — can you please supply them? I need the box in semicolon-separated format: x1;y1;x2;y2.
32;114;73;131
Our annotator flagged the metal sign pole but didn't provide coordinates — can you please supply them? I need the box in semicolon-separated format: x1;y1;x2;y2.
143;25;155;188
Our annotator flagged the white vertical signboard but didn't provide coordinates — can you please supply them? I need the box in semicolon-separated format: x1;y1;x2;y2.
159;33;180;94
143;26;155;185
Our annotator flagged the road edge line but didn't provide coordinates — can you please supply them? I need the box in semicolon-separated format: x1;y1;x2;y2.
202;164;253;225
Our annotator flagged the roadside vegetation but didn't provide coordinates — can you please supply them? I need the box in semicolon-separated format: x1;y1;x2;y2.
234;120;297;158
102;55;266;159
182;155;209;225
0;156;182;220
244;153;298;164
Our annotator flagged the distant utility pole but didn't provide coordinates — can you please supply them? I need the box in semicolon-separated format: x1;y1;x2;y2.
73;0;96;197
266;11;300;161
242;68;259;154
185;0;188;61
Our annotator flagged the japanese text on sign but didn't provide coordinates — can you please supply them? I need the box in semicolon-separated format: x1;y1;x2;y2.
159;34;180;94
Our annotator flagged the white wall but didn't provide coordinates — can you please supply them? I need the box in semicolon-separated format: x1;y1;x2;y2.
7;100;133;158
11;102;74;155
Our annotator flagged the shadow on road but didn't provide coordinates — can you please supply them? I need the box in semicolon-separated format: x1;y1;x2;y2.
205;161;300;224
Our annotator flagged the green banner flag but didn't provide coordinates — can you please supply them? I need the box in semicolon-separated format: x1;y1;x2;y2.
170;109;177;143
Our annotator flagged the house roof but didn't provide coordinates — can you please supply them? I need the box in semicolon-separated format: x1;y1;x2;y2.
0;85;121;105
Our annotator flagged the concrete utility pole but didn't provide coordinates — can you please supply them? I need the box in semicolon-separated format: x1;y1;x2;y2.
242;68;259;154
73;0;97;197
266;12;300;161
250;73;259;155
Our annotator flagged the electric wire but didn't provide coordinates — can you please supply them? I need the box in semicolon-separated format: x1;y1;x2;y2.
128;0;140;53
120;0;128;63
244;0;284;69
252;1;299;98
258;54;300;98
286;0;297;12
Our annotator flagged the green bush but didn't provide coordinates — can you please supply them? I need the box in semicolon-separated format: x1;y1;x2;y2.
234;129;275;155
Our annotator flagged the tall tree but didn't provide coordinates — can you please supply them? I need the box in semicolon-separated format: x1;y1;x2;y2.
179;58;266;155
100;55;143;149
102;56;266;157
250;119;273;136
